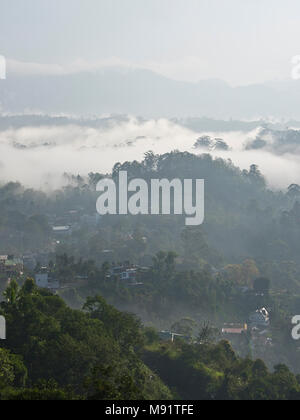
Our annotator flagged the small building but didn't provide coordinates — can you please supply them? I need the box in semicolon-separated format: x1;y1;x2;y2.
35;272;49;288
35;269;60;290
0;255;23;276
108;262;147;285
120;268;137;282
159;331;186;343
111;263;137;280
249;308;270;328
109;265;143;285
52;226;72;235
222;325;248;335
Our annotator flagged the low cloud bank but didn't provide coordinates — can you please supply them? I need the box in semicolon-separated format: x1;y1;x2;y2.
0;117;299;190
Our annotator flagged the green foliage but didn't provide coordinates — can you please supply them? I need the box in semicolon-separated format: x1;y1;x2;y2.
1;151;300;399
0;281;172;400
143;340;300;400
0;348;27;389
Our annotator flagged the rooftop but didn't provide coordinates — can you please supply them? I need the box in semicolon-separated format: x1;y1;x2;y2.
52;226;71;232
222;328;246;335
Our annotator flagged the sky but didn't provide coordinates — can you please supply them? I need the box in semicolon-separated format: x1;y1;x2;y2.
0;0;300;85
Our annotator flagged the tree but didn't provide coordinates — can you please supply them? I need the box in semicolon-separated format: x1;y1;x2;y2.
85;365;142;400
287;184;300;198
198;321;218;344
3;280;20;306
83;295;145;352
247;164;266;188
214;139;229;151
0;348;27;389
171;318;196;337
193;136;213;150
144;151;159;172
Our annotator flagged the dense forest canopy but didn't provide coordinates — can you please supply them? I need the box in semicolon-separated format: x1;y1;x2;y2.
0;151;300;394
0;279;300;400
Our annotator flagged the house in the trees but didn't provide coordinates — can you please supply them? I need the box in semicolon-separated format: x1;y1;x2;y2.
35;268;60;290
52;226;72;236
0;255;23;277
159;331;187;343
222;324;248;335
119;268;137;282
249;308;270;328
110;262;143;285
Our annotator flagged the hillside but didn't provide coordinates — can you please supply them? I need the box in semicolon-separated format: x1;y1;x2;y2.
2;67;300;119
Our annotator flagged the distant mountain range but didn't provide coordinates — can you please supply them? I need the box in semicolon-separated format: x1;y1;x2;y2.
1;67;300;119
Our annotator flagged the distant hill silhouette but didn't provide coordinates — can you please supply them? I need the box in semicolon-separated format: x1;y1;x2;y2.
1;67;300;119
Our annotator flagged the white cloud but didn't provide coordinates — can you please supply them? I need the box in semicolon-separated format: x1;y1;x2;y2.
0;118;299;190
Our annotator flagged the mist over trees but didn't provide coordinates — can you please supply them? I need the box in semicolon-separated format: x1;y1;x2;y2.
1;150;300;400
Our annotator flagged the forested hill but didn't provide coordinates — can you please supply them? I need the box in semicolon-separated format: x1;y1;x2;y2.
1;280;300;400
1;151;300;396
1;150;300;290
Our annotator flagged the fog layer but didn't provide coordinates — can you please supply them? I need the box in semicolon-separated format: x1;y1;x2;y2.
0;116;299;190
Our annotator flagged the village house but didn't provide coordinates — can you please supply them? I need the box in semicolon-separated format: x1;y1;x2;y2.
109;262;147;285
222;324;248;336
111;263;138;283
35;268;60;290
249;308;270;328
52;226;72;236
120;268;137;282
159;331;187;343
0;255;23;277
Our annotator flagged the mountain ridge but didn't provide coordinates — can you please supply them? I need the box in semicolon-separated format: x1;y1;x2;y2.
1;66;300;119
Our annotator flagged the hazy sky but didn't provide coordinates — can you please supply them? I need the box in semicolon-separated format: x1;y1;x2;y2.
1;0;300;85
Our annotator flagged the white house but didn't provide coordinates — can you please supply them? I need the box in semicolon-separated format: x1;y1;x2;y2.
120;269;137;282
249;308;270;328
52;226;72;235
